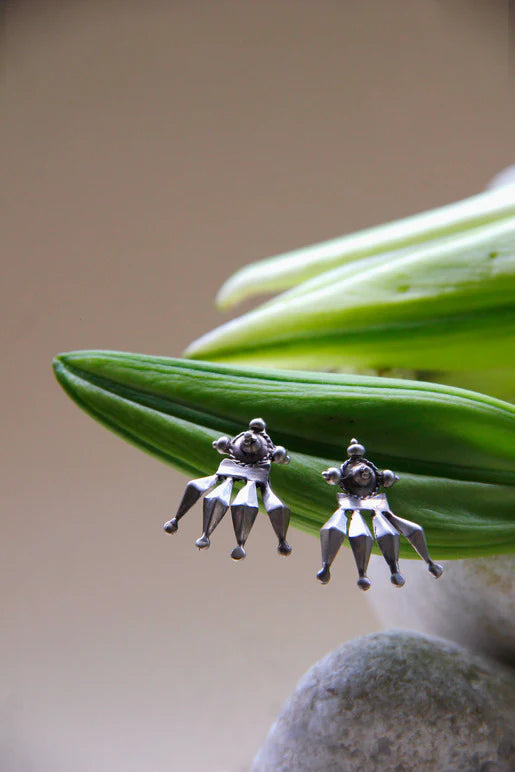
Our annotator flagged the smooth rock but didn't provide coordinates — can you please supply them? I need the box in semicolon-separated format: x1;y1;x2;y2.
252;630;515;772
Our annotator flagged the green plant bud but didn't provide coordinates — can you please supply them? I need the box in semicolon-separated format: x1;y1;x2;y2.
216;183;515;308
53;352;515;560
186;217;515;402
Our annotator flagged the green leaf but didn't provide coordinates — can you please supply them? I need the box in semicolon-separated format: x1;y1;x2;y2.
216;183;515;308
186;217;515;401
53;351;515;560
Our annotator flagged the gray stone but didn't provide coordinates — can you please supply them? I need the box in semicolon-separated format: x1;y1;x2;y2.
252;631;515;772
367;554;515;665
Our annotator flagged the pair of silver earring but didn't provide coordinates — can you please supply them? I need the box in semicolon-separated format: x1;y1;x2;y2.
163;418;443;590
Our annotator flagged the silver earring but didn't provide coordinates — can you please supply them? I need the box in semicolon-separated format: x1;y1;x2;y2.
317;439;443;590
164;418;292;560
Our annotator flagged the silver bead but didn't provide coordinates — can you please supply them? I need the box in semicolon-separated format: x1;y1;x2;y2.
249;417;266;433
212;436;232;454
272;445;289;464
321;467;341;485
382;469;398;488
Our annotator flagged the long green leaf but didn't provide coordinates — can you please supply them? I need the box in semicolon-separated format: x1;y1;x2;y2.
216;183;515;308
53;351;515;559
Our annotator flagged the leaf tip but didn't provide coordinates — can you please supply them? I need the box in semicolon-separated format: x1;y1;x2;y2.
52;352;80;405
215;277;245;310
52;352;67;379
52;350;90;395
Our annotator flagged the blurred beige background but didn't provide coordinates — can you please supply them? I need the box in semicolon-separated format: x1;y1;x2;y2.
1;1;513;770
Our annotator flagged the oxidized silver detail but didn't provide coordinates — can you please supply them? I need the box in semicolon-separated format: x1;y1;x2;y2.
164;418;291;559
216;458;270;484
317;438;443;590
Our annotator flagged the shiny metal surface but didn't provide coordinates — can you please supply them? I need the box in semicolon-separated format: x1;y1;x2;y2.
262;483;292;556
163;474;218;534
385;510;444;578
319;439;443;589
372;511;404;587
164;418;292;558
317;508;348;584
348;510;373;591
217;458;270;484
196;477;234;549
231;480;259;560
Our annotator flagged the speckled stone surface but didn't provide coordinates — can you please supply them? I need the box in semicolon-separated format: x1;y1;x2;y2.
252;631;515;772
367;555;515;665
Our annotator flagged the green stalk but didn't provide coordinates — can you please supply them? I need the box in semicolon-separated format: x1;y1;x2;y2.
216;183;515;308
53;351;515;560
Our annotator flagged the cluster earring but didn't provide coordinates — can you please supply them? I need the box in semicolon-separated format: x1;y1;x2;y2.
164;418;292;560
164;424;443;591
317;438;443;590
